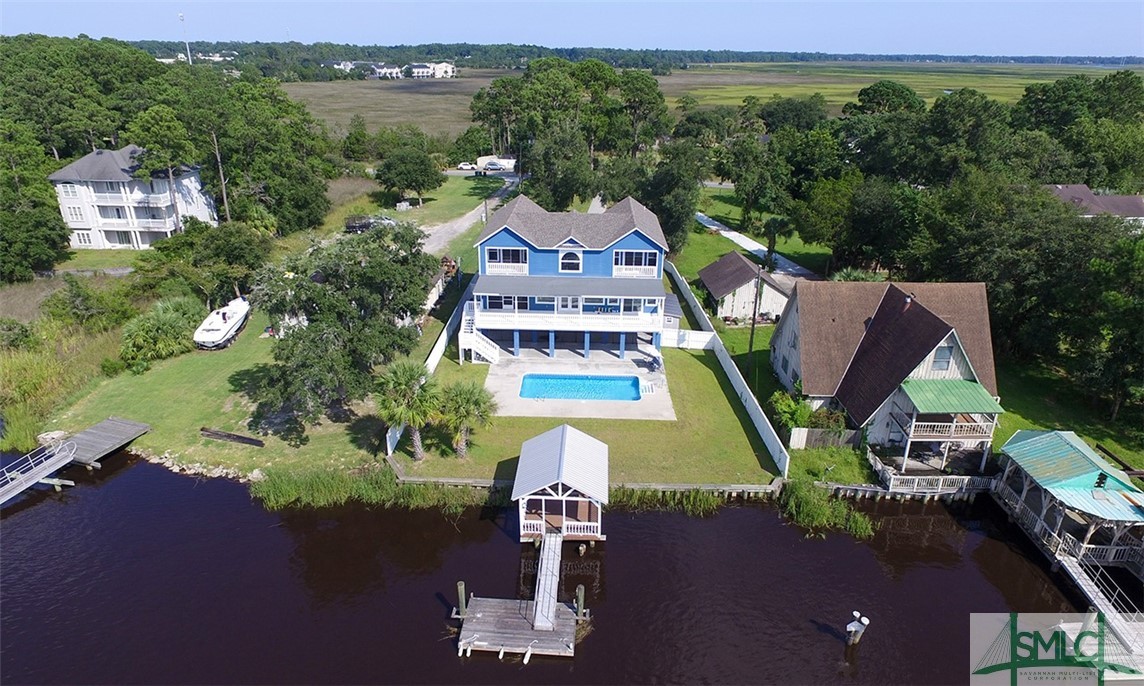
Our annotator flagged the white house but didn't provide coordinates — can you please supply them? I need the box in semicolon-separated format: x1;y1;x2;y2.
49;145;217;250
372;63;403;79
511;424;608;542
405;62;456;78
698;251;791;321
771;281;1002;460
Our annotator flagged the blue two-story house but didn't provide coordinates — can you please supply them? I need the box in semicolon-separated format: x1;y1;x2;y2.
459;195;669;363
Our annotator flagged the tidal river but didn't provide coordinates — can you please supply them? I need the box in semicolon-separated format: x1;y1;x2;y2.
0;451;1082;684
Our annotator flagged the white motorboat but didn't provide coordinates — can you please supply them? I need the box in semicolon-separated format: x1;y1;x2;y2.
193;297;251;350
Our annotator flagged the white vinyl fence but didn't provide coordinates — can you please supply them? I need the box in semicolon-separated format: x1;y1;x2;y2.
665;262;790;477
385;280;475;456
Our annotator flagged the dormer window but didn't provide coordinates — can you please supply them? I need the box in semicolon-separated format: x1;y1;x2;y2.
559;251;581;273
932;345;953;371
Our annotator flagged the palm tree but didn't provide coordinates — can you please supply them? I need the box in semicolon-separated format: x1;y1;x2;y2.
375;361;438;461
829;266;885;282
439;380;498;459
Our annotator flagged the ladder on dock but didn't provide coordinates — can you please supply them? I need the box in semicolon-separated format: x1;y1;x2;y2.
532;532;563;631
0;417;149;506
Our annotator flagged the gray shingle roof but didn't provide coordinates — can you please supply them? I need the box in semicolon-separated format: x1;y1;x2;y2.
48;145;196;183
472;274;665;298
510;424;609;503
1046;184;1144;219
477;195;669;251
49;145;144;182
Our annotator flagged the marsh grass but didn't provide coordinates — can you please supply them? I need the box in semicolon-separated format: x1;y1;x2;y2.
249;463;508;514
777;478;875;539
608;487;722;516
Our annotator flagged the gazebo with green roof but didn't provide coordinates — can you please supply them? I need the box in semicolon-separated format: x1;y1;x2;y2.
998;430;1144;569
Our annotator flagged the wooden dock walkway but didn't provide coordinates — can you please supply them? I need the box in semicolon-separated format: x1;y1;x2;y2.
0;417;149;506
457;533;581;660
532;532;563;630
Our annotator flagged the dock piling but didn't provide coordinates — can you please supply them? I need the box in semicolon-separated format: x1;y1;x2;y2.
457;581;467;618
845;611;870;645
576;584;586;619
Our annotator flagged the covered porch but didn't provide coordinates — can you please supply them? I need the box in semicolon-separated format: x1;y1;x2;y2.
886;378;1003;473
511;424;609;542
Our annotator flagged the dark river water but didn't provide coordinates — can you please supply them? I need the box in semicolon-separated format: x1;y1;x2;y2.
1;451;1084;685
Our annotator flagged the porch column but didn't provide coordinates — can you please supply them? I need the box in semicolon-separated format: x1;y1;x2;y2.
978;442;991;472
584;331;590;359
653;331;661;350
549;330;555;358
619;332;626;360
1082;521;1098;546
513;329;520;357
532;330;538;344
940;442;951;471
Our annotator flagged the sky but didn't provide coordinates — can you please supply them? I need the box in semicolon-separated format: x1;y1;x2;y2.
1;1;1141;56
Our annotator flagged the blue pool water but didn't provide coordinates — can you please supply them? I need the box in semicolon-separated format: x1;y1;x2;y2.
519;374;642;401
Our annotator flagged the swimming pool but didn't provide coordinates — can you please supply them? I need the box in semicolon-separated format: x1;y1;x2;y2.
519;374;642;401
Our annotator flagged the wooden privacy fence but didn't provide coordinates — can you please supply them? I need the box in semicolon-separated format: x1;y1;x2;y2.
787;427;862;449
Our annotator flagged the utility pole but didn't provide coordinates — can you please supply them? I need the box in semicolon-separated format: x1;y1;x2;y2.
179;13;193;65
746;263;762;390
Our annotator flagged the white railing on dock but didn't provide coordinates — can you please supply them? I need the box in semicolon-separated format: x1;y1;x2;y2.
0;441;78;505
563;521;600;537
521;519;544;535
866;448;994;494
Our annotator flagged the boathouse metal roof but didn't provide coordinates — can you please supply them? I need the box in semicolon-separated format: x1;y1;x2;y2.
900;379;1004;415
1001;430;1144;523
511;424;609;504
471;274;665;298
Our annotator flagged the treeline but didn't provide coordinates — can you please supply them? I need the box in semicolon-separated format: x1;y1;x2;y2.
128;39;1143;81
0;34;333;280
464;58;1141;422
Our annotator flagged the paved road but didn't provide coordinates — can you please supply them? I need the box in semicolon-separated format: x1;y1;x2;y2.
695;212;819;278
422;177;518;256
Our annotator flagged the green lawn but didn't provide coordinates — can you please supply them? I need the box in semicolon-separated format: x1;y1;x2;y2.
718;325;783;405
49;311;382;473
56;249;140;272
787;446;877;485
396;346;780;484
994;361;1144;470
673;227;765;283
698;187;832;274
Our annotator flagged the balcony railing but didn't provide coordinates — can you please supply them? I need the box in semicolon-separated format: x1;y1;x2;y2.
473;306;663;332
134;218;176;230
612;265;658;278
485;263;529;276
892;412;996;439
92;192;126;202
563;521;600;537
521;519;544;534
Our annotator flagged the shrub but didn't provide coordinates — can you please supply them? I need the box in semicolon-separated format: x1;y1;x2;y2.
100;357;127;377
778;478;875;539
806;407;847;429
769;390;813;429
119;296;204;365
42;274;135;333
0;318;32;350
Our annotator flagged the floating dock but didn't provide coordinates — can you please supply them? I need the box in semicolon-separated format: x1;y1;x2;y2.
0;417;150;505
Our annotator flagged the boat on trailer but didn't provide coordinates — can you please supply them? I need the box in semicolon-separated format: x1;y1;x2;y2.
193;297;251;350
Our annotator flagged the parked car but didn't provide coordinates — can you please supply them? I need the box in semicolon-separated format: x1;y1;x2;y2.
483;161;504;171
457;162;477;170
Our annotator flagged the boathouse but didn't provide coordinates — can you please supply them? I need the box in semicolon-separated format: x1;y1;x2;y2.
511;424;608;542
997;430;1144;568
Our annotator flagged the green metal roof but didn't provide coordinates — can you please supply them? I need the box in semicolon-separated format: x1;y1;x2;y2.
900;378;1004;414
1001;430;1144;523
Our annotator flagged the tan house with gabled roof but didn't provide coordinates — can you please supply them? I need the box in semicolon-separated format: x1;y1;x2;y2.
771;281;1003;460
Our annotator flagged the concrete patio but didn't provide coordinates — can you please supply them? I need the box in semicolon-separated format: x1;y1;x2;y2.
483;344;677;421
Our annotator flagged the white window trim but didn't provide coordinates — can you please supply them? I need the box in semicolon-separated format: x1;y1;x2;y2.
60;184;79;198
613;250;659;267
932;345;954;371
486;247;528;264
559;250;582;273
66;207;84;222
75;231;92;246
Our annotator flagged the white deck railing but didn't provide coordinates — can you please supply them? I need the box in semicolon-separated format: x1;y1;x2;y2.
611;265;658;278
563;521;600;537
521;519;544;534
893;412;995;439
867;448;994;493
473;307;662;332
484;263;529;276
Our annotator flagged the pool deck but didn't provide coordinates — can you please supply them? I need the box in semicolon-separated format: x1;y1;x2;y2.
484;347;676;421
